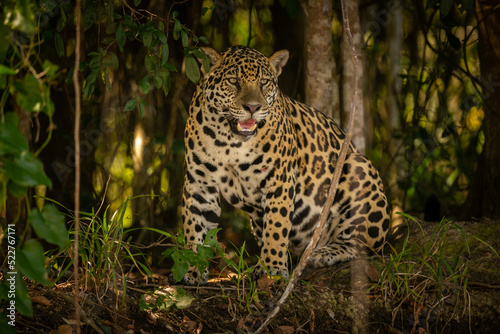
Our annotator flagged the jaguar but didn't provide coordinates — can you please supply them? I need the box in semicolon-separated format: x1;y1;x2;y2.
181;45;390;284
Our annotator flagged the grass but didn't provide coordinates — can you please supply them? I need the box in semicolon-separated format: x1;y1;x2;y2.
371;213;473;328
45;197;156;306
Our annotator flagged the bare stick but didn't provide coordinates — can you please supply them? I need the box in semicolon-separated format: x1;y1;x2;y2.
73;1;82;333
253;0;359;332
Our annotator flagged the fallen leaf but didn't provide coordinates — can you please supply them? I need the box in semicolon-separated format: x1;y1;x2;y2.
365;264;380;282
274;325;294;334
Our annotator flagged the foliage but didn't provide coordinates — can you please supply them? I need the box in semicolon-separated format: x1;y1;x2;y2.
139;287;194;311
162;228;223;282
45;197;156;304
371;214;472;318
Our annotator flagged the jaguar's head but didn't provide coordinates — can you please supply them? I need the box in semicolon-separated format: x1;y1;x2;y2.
199;46;289;137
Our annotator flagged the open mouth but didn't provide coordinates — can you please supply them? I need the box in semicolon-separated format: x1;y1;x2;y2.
234;118;257;136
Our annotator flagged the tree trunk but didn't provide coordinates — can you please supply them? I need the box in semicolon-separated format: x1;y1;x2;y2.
465;0;500;219
340;0;366;154
302;0;334;118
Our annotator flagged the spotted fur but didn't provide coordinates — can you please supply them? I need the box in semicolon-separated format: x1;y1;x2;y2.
181;46;390;284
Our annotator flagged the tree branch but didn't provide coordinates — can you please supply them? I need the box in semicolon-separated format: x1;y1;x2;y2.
73;0;82;333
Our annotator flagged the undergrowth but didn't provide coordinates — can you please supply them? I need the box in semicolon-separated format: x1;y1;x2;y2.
371;214;473;326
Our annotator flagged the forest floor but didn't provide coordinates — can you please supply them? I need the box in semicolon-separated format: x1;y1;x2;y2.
11;219;500;333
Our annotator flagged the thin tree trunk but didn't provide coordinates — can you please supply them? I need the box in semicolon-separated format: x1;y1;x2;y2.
302;0;334;118
465;0;500;219
341;0;365;153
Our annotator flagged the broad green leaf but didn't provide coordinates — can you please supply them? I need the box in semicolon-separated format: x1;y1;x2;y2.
138;98;146;118
440;0;455;17
181;30;189;48
161;43;170;65
16;239;52;286
141;76;150;94
185;55;200;83
173;19;181;40
116;24;125;51
124;98;137;112
5;151;52;188
54;32;64;57
13;74;43;113
144;54;157;72
199;36;209;44
7;181;27;198
171;251;189;282
155;30;167;44
203;228;221;247
0;113;29;155
56;8;67;32
0;64;16;75
15;273;33;316
157;20;164;32
134;0;142;6
29;206;69;248
143;30;153;48
153;74;162;89
83;3;97;31
42;60;59;80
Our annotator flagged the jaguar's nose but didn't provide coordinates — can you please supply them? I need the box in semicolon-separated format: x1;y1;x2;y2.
243;104;261;114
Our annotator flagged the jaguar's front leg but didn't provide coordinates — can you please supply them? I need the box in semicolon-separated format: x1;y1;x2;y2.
254;179;295;280
181;171;220;285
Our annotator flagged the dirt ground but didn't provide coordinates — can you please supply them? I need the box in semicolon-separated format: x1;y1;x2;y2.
9;219;500;333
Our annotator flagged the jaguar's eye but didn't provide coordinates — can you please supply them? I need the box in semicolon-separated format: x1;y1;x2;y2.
226;77;238;85
260;78;270;86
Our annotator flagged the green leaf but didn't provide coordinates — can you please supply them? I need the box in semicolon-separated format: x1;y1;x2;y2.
181;30;189;48
83;3;97;31
0;64;17;75
173;19;181;40
155;30;167;44
143;30;153;48
54;32;64;57
199;36;209;44
138;98;146;118
153;74;162;89
56;8;67;32
13;74;43;113
14;273;33;316
203;228;221;248
134;0;142;6
116;24;125;52
141;76;150;94
29;206;69;248
16;240;52;286
440;0;455;17
7;181;27;198
161;43;170;65
171;251;189;282
124;98;138;112
157;21;164;32
0;113;29;155
185;55;200;83
144;54;157;72
5;151;52;188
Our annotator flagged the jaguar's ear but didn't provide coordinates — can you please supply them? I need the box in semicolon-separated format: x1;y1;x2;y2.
269;50;289;76
197;47;221;74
